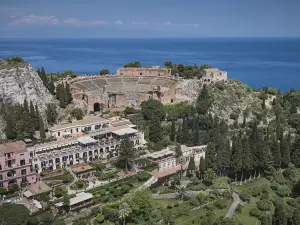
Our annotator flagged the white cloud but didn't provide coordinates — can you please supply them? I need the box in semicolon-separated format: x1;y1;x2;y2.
164;21;173;26
115;20;123;25
183;23;199;27
132;21;148;25
63;18;108;26
9;15;60;26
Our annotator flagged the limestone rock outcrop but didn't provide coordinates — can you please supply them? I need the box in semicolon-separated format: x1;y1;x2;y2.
0;62;53;116
175;79;202;101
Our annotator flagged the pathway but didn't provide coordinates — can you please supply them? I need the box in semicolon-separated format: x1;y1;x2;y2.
225;192;242;218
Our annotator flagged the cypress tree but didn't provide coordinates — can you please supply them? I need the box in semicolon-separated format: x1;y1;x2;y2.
23;98;29;112
182;117;189;144
39;116;46;139
65;82;73;104
270;135;281;169
280;131;291;168
199;156;205;180
48;75;55;95
242;137;253;181
35;104;40;130
46;103;58;125
205;142;217;171
149;115;162;143
59;82;66;108
187;156;196;172
292;136;300;168
196;84;212;115
176;124;182;143
5;113;16;140
192;119;200;146
170;120;176;142
56;83;61;100
40;66;47;87
231;135;243;181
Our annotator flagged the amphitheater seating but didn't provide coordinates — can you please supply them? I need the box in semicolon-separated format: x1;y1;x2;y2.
151;79;168;86
106;83;123;92
92;79;108;87
122;77;139;83
125;93;138;100
106;77;123;83
138;78;153;84
73;83;87;90
79;80;98;89
135;84;151;92
123;83;136;92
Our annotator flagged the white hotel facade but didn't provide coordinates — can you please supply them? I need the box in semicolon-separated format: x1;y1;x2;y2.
28;117;147;174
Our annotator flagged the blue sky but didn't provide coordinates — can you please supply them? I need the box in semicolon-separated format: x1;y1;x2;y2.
0;0;300;38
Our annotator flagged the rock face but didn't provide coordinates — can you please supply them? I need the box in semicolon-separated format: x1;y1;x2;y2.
0;63;53;115
175;79;202;101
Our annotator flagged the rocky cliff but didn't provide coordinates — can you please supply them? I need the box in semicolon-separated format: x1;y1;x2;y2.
0;60;53;137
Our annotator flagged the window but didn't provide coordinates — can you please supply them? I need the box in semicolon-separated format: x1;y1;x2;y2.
0;174;3;180
20;160;26;166
20;154;24;156
58;132;60;137
76;128;79;132
140;73;142;75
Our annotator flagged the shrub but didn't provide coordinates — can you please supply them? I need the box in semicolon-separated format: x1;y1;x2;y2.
261;184;271;193
270;182;280;191
136;171;151;182
167;203;173;209
54;188;66;198
240;190;251;202
189;198;198;206
251;186;261;197
214;199;227;209
91;206;101;216
257;200;273;211
249;208;263;218
276;186;291;197
236;204;243;213
204;204;215;211
121;184;131;194
95;214;105;224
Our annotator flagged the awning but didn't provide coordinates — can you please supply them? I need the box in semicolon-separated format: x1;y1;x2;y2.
77;136;97;145
23;190;33;198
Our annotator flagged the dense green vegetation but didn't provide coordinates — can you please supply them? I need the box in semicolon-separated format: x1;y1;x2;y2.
55;81;73;108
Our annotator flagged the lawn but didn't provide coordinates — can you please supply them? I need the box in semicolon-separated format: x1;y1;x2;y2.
233;178;270;193
234;197;260;225
43;172;73;182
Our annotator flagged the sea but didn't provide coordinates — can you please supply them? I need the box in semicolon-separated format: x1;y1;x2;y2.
0;38;300;92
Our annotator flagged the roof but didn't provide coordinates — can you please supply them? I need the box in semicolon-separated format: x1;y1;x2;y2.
112;127;138;136
144;149;174;160
23;190;33;198
29;181;52;195
49;116;109;131
203;68;223;72
181;145;207;153
0;141;27;156
71;164;95;174
69;192;93;206
77;136;97;145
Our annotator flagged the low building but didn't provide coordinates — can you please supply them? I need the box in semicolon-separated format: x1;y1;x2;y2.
28;118;147;174
201;68;227;84
0;141;37;188
143;145;207;172
55;192;93;211
71;164;96;179
24;181;51;199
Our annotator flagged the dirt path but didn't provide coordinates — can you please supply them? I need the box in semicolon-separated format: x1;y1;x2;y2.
225;192;241;218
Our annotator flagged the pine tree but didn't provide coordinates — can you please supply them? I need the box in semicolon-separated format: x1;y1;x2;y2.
39;116;46;139
65;82;73;104
149;115;162;143
170;120;176;142
59;82;66;108
292;135;300;168
205;142;217;171
182;117;189;144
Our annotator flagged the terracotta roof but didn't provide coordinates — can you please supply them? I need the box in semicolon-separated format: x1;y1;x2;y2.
29;181;51;195
0;141;27;156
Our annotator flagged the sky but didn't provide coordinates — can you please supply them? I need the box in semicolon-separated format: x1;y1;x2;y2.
0;0;300;38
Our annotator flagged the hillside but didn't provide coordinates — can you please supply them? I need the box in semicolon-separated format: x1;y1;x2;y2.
0;58;53;138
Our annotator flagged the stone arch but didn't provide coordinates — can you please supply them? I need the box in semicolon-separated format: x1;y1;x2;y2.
94;102;100;112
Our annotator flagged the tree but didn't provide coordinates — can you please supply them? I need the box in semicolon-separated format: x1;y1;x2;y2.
199;156;205;179
65;82;73;105
48;75;55;95
39;116;46;139
280;131;291;168
242;137;253;181
164;61;173;68
100;69;110;75
119;202;131;225
204;168;216;185
176;124;182;143
192;119;200;146
40;66;48;87
292;135;300;167
176;185;187;201
46;103;57;125
196;84;213;115
140;98;165;121
170;120;176;142
187;156;196;172
178;156;185;180
59;82;66;108
70;108;84;120
149;114;162;142
182;117;189;144
231;135;243;181
119;134;135;172
129;190;152;220
55;83;62;100
0;203;30;225
162;208;174;225
205;142;217;171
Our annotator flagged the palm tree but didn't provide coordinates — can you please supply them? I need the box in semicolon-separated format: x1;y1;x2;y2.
118;202;132;225
176;185;187;202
